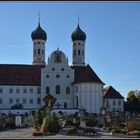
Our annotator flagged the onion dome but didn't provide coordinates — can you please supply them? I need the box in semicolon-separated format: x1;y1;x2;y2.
31;23;47;41
71;24;86;41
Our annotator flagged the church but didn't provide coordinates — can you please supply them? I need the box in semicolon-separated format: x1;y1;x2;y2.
0;19;124;115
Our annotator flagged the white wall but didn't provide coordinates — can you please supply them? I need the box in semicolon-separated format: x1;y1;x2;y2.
74;83;103;114
0;85;41;109
41;50;74;109
104;98;124;112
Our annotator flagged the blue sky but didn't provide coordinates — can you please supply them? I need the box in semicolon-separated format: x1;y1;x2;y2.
0;2;140;100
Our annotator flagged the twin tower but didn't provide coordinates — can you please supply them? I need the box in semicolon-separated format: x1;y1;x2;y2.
31;20;86;66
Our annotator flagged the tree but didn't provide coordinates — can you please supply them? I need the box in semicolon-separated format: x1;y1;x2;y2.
125;90;140;113
33;110;43;131
41;112;61;134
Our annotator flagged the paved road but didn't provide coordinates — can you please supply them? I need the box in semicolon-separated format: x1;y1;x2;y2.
0;127;139;139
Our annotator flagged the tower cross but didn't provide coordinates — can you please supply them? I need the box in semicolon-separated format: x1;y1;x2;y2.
38;11;40;25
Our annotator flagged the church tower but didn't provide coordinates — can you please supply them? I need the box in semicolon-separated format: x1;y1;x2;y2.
71;19;86;66
31;18;47;66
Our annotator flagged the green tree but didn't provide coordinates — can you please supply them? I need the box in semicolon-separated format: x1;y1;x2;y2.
41;112;61;134
41;116;50;133
34;110;43;131
125;90;139;113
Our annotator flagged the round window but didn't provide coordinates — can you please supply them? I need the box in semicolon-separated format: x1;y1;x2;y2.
56;74;60;78
66;75;70;78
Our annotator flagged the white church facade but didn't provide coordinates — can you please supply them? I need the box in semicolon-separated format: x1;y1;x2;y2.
0;20;124;115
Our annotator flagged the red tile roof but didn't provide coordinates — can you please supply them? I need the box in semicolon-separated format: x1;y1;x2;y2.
103;86;124;99
0;64;43;86
71;64;104;84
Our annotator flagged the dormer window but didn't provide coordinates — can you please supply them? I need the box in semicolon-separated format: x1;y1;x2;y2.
54;52;62;63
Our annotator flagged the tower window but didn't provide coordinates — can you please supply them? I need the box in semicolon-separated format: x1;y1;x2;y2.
56;85;60;94
82;50;84;56
38;41;41;45
42;42;44;45
52;68;55;71
46;75;50;78
78;42;81;45
74;43;76;46
38;49;40;54
78;50;80;55
61;68;64;71
34;50;36;55
74;50;76;56
42;50;44;55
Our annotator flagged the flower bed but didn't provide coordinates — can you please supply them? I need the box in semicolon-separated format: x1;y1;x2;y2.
32;130;43;136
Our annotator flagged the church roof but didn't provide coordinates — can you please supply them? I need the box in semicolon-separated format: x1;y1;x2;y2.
103;86;124;99
71;64;104;84
31;23;47;41
71;24;86;41
0;64;42;86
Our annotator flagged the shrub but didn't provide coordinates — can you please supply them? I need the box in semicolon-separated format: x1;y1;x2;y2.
32;130;43;136
34;110;43;131
47;120;61;134
41;112;61;134
131;130;140;136
65;119;73;126
86;117;98;127
41;117;49;134
112;128;121;134
66;127;77;135
84;128;96;134
120;129;128;134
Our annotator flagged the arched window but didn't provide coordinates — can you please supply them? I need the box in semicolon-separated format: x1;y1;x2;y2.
34;50;36;55
46;87;50;94
78;50;80;55
38;49;40;54
74;50;76;56
82;50;84;56
42;49;44;55
64;102;67;109
56;85;60;94
66;87;70;94
37;97;41;104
